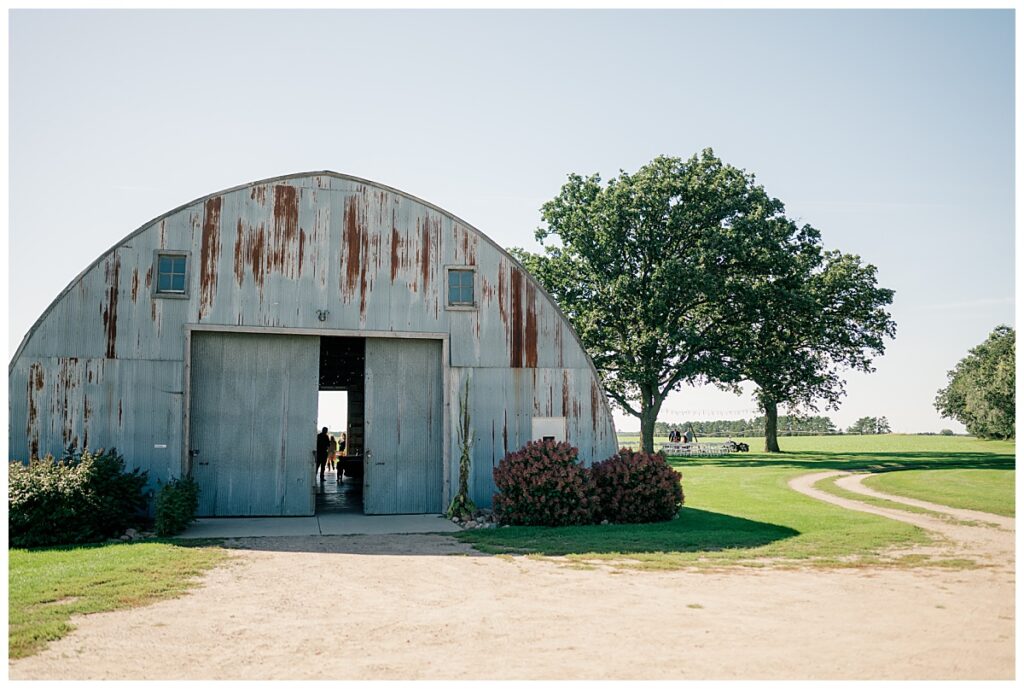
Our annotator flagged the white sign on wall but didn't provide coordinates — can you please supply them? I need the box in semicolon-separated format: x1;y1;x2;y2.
532;416;567;442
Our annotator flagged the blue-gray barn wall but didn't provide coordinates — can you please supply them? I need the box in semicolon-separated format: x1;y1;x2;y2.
10;175;618;504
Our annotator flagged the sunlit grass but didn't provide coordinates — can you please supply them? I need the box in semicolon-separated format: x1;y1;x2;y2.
9;541;227;660
459;435;1014;570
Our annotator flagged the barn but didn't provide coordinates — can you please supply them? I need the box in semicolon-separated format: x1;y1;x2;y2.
9;172;619;517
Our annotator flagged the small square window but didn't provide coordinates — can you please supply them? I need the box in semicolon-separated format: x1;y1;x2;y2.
154;252;189;297
447;268;475;306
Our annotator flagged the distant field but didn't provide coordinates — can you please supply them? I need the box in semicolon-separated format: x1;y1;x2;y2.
459;434;1015;569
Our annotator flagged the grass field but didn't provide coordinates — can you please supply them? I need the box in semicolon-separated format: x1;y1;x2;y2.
9;541;226;660
458;434;1015;569
864;469;1015;517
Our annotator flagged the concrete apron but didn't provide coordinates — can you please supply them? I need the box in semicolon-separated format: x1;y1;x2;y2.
178;513;461;539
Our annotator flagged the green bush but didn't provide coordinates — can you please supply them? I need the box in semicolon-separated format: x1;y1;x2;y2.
9;449;150;548
154;476;200;536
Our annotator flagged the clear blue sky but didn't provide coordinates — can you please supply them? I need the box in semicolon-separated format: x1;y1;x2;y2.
8;9;1015;433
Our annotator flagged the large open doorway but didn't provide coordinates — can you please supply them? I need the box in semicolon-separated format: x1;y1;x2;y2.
316;336;365;514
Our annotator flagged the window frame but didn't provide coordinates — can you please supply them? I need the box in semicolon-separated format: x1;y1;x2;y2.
152;250;192;299
444;265;478;310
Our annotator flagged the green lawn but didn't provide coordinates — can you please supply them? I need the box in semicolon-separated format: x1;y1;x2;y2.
9;540;226;660
458;434;1015;569
864;468;1015;517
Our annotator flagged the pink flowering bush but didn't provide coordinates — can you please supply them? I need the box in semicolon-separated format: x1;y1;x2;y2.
492;440;598;526
591;448;684;523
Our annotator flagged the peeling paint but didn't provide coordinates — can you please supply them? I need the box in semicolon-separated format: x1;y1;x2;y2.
130;268;139;303
101;254;120;359
199;196;223;319
342;194;363;296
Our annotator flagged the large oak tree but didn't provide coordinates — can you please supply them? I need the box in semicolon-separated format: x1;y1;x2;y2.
514;151;819;452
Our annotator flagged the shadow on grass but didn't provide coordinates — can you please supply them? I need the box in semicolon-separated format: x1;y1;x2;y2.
680;451;1015;473
456;507;799;557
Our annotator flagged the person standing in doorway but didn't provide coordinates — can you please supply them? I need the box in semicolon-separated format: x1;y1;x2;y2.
316;427;330;481
327;434;338;473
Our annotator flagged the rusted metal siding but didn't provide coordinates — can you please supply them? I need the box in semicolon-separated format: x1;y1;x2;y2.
9;172;618;509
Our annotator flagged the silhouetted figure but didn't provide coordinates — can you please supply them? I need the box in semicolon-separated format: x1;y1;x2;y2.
316;427;330;481
327;435;338;472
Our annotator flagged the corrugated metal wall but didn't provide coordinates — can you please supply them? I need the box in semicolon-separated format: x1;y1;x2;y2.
363;338;443;514
189;331;319;516
9;172;618;511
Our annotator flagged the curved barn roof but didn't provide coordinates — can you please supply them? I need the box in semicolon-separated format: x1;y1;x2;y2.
11;172;611;417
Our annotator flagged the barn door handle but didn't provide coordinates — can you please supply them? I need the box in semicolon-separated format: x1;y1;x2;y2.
198;461;209;466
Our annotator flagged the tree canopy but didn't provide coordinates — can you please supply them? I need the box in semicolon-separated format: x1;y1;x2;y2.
846;416;891;434
737;249;896;451
935;326;1015;439
513;150;820;452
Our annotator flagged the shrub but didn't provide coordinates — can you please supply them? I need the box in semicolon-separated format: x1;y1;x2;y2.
591;448;684;523
9;448;150;548
492;440;597;526
154;475;200;536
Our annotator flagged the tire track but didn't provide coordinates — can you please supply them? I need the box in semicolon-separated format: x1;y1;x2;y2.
789;471;1014;568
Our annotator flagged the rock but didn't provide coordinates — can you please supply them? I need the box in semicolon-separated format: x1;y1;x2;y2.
672;513;680;520
119;535;131;541
600;519;609;526
487;523;497;529
125;528;138;538
466;520;477;528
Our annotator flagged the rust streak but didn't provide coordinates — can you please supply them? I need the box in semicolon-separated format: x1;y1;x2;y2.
249;224;266;292
590;381;599;430
390;227;401;283
145;266;152;289
510;269;524;367
342;195;362;296
101;254;121;359
524;285;538;368
420;216;432;292
497;264;508;326
502;410;509;458
272;185;299;276
233;219;245;287
562;371;570;416
250;184;267;206
298;228;306;273
26;363;43;457
130;268;139;303
199;196;223;319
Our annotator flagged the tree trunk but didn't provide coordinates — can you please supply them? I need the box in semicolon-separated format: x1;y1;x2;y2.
638;385;663;454
764;399;781;453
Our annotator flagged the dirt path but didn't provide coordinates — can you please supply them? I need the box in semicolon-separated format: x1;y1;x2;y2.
789;471;1015;568
10;482;1015;680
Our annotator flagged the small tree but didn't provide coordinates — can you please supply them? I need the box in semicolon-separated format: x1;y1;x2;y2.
935;326;1015;439
734;249;895;452
847;416;891;434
